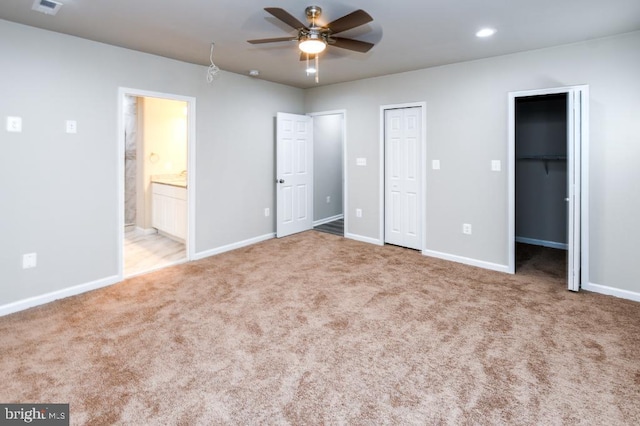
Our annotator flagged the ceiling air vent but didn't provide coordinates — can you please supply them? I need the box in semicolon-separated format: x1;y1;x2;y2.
32;0;63;16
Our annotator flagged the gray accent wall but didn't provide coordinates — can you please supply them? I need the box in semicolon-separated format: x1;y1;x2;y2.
0;20;304;306
304;31;640;294
313;114;343;221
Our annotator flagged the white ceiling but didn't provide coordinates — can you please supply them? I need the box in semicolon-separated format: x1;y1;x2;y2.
1;0;639;88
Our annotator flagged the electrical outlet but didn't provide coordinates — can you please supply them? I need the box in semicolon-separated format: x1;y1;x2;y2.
356;208;362;218
66;120;77;134
264;208;270;217
462;224;472;235
326;196;331;204
491;160;501;172
6;116;22;133
22;253;37;269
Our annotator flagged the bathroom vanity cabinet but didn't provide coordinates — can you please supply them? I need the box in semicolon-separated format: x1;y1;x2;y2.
151;182;187;241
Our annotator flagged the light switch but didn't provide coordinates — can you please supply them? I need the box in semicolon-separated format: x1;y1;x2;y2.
66;120;77;134
356;157;367;166
491;160;501;172
432;159;440;170
6;116;22;133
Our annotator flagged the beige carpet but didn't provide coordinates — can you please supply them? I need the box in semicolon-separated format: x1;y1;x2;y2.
1;232;639;425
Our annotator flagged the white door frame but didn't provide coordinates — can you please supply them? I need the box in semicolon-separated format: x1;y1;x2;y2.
308;110;347;233
116;87;197;280
507;85;589;290
379;102;427;249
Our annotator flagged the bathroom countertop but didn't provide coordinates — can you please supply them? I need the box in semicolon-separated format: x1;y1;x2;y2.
151;174;187;188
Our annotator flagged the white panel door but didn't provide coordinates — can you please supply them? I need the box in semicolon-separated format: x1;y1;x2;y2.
276;112;313;238
385;107;422;250
567;90;582;291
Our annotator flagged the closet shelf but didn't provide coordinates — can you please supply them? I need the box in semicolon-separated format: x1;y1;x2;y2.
517;155;567;175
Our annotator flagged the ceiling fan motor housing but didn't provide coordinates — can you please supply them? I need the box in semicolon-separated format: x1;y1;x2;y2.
305;6;322;22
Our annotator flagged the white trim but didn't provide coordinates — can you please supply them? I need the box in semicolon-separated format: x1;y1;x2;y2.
308;110;347;236
313;214;344;227
507;86;589;288
379;102;427;249
422;249;510;273
579;86;590;287
117;87;197;281
345;233;384;246
135;227;156;235
0;275;120;317
192;233;275;260
583;282;640;303
515;237;568;250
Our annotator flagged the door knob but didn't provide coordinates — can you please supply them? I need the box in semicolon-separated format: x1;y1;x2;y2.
565;198;570;202
278;179;285;184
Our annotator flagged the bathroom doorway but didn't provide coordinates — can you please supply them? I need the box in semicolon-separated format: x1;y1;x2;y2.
117;88;196;279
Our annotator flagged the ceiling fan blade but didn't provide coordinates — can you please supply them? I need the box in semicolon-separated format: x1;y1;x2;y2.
248;37;296;44
264;7;306;30
327;10;373;35
299;52;317;61
331;37;375;53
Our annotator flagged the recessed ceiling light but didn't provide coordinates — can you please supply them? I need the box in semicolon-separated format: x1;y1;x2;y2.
476;28;496;38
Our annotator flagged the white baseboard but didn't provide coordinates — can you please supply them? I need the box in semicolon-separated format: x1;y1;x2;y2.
139;227;157;235
422;249;510;273
516;236;568;250
313;214;344;227
0;275;120;317
345;233;384;246
582;282;640;302
0;233;276;317
192;233;276;260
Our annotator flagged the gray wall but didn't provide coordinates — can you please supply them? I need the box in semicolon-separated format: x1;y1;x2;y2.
0;20;304;306
1;18;639;306
313;114;343;221
515;95;568;245
304;31;640;294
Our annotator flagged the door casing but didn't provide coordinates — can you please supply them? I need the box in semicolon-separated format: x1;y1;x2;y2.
308;110;347;234
116;87;197;281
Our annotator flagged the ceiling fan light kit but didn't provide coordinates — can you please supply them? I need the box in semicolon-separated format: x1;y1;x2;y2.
299;36;326;54
248;5;375;83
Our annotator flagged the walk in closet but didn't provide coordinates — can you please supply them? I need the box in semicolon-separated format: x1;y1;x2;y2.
515;93;568;263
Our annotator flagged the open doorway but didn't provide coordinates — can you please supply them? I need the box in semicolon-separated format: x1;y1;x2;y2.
117;88;196;279
514;93;568;279
311;111;345;237
508;86;589;291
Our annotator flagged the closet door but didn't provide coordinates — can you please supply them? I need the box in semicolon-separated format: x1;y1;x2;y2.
567;90;582;291
384;107;422;250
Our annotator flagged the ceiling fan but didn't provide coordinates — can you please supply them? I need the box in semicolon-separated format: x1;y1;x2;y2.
248;5;375;82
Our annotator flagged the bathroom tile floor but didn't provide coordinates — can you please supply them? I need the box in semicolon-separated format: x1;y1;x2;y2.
124;229;186;277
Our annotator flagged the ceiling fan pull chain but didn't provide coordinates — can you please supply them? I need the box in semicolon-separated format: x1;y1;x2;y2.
315;54;319;84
